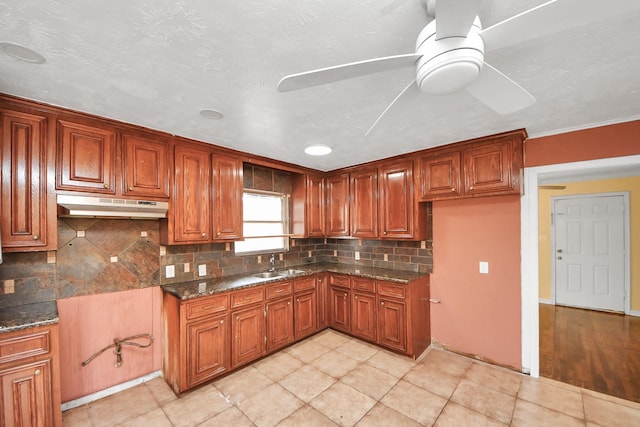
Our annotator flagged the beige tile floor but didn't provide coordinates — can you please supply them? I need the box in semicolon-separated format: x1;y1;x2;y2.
63;330;640;427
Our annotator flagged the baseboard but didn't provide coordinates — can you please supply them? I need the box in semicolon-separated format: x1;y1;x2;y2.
539;298;554;305
61;370;163;411
627;309;640;317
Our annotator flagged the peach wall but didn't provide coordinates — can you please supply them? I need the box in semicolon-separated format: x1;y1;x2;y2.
57;287;163;403
525;120;640;167
430;195;521;369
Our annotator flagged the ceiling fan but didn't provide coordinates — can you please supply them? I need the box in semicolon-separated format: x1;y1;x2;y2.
277;0;640;135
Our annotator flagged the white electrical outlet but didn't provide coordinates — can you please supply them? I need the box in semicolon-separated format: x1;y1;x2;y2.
479;261;489;274
184;263;190;273
198;264;206;276
355;251;360;260
165;265;175;278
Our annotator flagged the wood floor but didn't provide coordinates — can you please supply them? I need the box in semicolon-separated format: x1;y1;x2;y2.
539;303;640;403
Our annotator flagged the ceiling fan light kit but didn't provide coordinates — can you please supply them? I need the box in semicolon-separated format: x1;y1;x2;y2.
304;144;332;156
415;17;484;95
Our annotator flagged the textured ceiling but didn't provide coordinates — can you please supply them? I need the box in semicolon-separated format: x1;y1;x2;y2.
1;1;639;171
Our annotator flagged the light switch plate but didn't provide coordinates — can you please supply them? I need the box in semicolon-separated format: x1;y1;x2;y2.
198;264;206;276
355;251;360;260
165;265;175;278
479;261;489;274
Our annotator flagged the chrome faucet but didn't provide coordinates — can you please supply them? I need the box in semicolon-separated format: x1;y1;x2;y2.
268;254;275;272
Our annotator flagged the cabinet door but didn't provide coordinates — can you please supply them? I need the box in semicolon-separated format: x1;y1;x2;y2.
378;160;413;239
1;110;52;250
56;120;116;193
186;314;228;387
316;275;329;329
212;155;243;240
326;173;349;237
306;174;326;237
352;292;376;342
231;305;265;368
294;291;317;340
265;298;294;352
173;144;211;242
329;286;351;333
1;360;53;427
462;138;515;195
378;298;407;352
122;132;169;198
350;168;378;238
418;151;461;200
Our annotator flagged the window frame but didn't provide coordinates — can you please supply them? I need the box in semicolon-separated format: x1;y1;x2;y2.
234;189;290;255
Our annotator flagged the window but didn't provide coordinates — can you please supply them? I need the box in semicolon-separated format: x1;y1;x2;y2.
234;190;290;254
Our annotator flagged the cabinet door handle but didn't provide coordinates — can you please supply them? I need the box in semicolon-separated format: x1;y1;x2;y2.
469;186;474;190
354;296;358;299
128;186;133;191
34;369;41;375
383;231;387;235
381;302;385;305
103;183;109;189
451;188;456;192
288;301;291;305
236;316;239;320
33;235;39;240
220;320;224;324
201;232;206;237
296;298;300;302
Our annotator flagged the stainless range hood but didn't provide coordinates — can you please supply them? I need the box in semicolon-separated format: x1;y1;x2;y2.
57;194;169;219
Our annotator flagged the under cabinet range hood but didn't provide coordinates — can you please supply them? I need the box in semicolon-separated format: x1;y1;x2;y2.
57;195;168;219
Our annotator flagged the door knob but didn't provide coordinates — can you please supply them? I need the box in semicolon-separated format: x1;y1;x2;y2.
557;249;563;253
557;256;562;260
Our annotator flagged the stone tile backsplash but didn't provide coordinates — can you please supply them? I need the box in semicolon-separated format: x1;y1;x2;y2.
0;218;432;306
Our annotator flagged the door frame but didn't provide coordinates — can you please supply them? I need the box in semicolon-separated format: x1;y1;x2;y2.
521;153;640;378
549;192;630;313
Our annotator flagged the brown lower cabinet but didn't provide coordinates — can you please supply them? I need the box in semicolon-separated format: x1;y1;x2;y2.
163;272;430;394
0;324;62;427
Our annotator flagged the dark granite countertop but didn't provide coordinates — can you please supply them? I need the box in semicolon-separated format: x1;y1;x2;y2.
162;262;427;300
0;301;59;333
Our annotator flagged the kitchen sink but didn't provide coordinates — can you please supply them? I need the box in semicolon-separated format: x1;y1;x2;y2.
253;271;281;278
253;269;306;279
278;269;306;276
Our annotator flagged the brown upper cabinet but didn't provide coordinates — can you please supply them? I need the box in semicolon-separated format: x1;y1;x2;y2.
350;168;379;239
212;154;243;240
161;143;244;245
163;143;212;244
122;131;170;198
0;107;56;251
325;172;350;237
56;119;117;194
417;129;525;201
305;173;326;237
56;118;170;198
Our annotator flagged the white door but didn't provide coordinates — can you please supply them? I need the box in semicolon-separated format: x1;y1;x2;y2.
553;194;626;312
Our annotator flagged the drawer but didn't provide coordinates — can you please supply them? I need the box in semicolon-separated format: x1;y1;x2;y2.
265;281;293;300
377;281;406;299
329;274;350;288
0;329;50;364
230;287;264;308
352;277;375;293
185;294;228;320
294;277;316;293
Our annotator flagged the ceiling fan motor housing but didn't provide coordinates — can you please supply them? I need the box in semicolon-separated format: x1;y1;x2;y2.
416;17;485;95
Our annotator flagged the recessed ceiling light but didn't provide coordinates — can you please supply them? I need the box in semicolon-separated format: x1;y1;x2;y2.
0;42;45;64
304;144;332;156
200;109;224;120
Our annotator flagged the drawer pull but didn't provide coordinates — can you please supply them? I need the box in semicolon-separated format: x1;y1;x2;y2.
429;298;441;304
202;305;216;310
243;296;252;300
275;289;284;293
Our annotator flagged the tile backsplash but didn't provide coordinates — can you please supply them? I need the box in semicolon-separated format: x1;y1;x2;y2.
0;218;432;306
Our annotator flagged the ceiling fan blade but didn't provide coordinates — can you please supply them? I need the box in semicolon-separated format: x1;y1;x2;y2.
436;0;482;39
277;53;421;92
481;0;640;52
466;62;535;114
365;80;419;137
